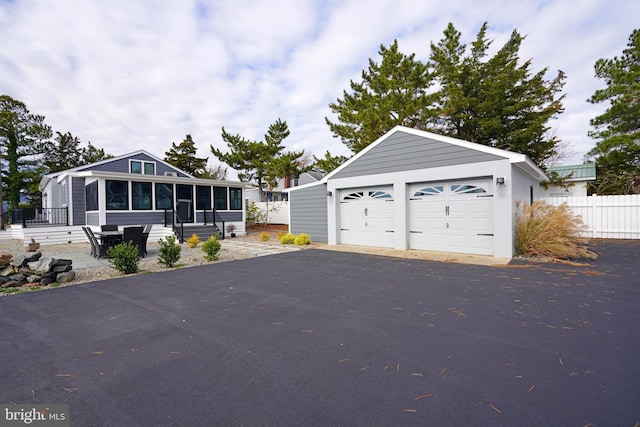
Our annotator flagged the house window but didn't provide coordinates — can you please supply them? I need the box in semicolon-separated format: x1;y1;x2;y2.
155;183;173;209
230;188;242;210
132;182;152;210
131;160;155;175
85;181;98;211
213;187;227;210
196;185;211;210
106;180;129;210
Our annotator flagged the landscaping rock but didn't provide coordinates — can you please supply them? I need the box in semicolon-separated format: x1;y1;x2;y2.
28;257;56;275
10;273;27;283
0;265;15;277
53;265;72;273
26;275;41;283
40;277;56;286
1;280;21;289
0;253;13;266
56;270;76;283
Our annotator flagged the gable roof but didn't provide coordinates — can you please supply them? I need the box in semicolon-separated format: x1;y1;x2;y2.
546;163;596;181
323;126;547;182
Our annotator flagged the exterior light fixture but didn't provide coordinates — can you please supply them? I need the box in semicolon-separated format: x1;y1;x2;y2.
496;177;506;186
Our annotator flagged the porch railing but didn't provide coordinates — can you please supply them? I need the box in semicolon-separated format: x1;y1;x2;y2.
164;208;185;243
1;207;69;229
202;207;225;240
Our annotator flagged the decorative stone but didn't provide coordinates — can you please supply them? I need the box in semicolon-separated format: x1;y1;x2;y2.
27;257;56;275
56;270;76;283
51;259;72;268
26;275;42;283
19;267;35;276
53;265;72;273
11;253;25;268
42;271;57;279
0;253;13;266
0;266;14;278
25;251;43;263
9;273;26;283
0;280;21;289
40;277;56;286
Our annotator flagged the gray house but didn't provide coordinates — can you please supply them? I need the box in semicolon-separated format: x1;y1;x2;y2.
38;150;245;238
288;126;548;259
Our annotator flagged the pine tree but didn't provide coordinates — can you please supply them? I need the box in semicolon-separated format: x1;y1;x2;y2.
164;134;209;177
0;95;52;209
312;150;349;173
587;28;640;194
326;40;436;153
211;119;290;201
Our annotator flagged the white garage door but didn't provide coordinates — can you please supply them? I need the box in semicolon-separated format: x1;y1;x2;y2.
339;186;395;248
409;180;493;255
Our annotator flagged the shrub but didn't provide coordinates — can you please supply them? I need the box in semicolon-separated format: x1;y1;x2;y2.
515;200;594;260
246;201;267;224
186;233;201;248
294;233;311;246
107;241;140;274
259;231;270;242
279;233;296;244
202;236;221;261
158;235;182;267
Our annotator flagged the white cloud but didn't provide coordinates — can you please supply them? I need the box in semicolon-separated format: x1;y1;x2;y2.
1;0;638;177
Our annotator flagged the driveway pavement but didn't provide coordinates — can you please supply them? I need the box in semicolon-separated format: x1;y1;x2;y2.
1;239;638;426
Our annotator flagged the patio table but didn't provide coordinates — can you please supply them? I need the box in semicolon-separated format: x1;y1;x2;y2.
95;230;123;249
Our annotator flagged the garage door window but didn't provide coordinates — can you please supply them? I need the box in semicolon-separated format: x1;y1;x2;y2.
451;184;487;194
414;186;443;197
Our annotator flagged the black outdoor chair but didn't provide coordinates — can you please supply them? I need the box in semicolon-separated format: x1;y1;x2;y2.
81;226;95;257
141;225;152;255
123;226;145;257
101;224;118;232
85;227;108;258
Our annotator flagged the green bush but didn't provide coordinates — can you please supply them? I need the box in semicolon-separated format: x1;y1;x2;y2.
279;233;296;244
202;236;221;260
107;241;140;274
294;233;311;245
158;235;182;267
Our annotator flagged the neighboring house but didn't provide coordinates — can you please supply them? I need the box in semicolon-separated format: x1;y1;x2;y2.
288;126;548;259
39;150;245;233
539;163;596;197
245;169;325;203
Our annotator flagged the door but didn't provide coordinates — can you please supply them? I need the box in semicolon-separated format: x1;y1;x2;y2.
176;184;194;223
409;180;493;255
339;186;395;248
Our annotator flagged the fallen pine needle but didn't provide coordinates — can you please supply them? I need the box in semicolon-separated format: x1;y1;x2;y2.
55;374;74;378
338;358;350;363
63;387;77;392
271;322;284;325
559;356;564;365
528;384;535;392
488;403;502;414
411;372;423;377
585;369;595;374
413;394;433;401
402;409;417;413
441;368;448;376
503;362;516;367
90;351;105;355
396;363;400;371
301;330;313;333
360;366;369;371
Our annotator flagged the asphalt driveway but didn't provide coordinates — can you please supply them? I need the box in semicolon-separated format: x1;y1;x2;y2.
1;240;639;426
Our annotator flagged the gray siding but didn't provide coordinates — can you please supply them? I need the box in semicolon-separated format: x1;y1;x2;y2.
72;177;86;225
290;183;328;243
79;153;189;177
87;212;100;226
195;211;243;222
332;131;504;179
106;212;166;225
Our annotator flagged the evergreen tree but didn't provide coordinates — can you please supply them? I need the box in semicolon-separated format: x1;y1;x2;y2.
268;150;309;188
326;40;436;153
587;28;640;194
326;23;566;166
429;22;566;166
43;132;84;172
165;134;209;177
201;164;228;180
82;142;113;164
0;95;51;209
312;150;349;173
211;119;290;201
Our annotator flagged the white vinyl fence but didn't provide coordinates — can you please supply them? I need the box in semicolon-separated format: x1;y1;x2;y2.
542;194;640;239
252;201;289;225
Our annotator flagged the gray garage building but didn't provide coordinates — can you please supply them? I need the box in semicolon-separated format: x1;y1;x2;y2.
288;126;547;259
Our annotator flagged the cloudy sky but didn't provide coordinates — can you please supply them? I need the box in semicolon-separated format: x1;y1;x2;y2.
1;0;637;177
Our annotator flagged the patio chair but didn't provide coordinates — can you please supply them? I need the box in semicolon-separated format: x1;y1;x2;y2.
85;227;108;258
101;224;118;232
81;226;95;257
141;225;152;255
123;226;145;257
